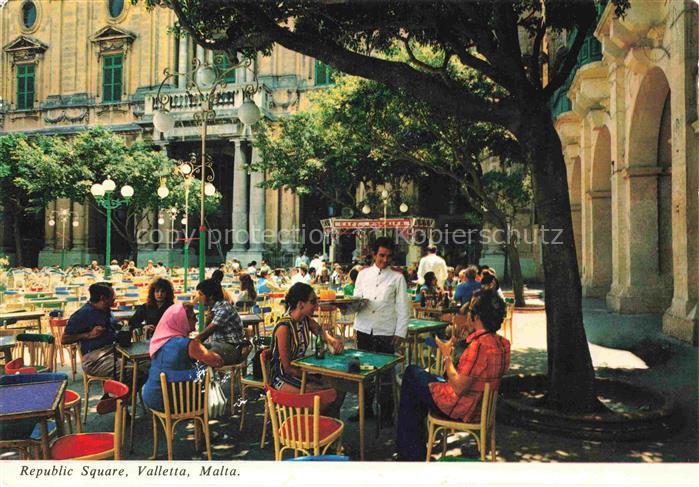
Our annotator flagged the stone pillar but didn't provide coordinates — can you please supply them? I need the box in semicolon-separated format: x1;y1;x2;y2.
72;200;87;250
662;0;699;344
248;146;266;251
280;189;298;252
582;114;613;298
606;61;629;311
231;140;249;251
177;34;188;89
196;44;205;71
583;191;613;296
608;166;671;312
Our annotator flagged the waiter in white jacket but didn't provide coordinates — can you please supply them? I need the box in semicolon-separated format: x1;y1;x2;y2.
416;245;448;287
352;236;411;424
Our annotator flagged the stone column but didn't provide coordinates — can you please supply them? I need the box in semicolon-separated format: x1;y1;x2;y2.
230;140;249;251
177;34;188;89
248;146;266;251
196;45;205;65
583;191;613;297
71;200;87;250
71;198;99;265
662;0;699;343
280;189;298;252
610;166;671;312
606;61;629;311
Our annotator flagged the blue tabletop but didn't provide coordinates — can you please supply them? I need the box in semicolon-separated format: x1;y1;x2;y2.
0;380;65;417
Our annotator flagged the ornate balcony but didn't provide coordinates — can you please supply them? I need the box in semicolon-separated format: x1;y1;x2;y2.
142;83;271;140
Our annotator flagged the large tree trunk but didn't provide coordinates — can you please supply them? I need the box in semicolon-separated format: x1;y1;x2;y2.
507;241;526;307
523;109;601;413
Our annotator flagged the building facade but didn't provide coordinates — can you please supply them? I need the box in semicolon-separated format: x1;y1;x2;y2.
0;0;335;267
553;0;698;343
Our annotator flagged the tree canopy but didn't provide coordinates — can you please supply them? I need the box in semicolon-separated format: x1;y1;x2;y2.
0;128;220;262
141;0;630;413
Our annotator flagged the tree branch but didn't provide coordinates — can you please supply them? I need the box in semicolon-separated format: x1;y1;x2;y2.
223;4;518;129
528;7;546;87
543;6;597;97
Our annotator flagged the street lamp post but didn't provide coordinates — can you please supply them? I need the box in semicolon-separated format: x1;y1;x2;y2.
361;190;409;236
158;155;216;294
47;209;79;270
90;177;134;280
167;207;178;269
152;55;261;329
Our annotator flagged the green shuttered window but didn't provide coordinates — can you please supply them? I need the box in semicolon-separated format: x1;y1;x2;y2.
16;64;35;110
102;54;123;103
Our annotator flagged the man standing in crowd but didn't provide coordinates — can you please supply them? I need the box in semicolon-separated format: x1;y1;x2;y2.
352;237;411;424
309;254;324;275
417;245;448;288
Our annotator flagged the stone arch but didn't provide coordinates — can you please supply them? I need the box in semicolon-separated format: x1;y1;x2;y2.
626;67;670;167
618;66;673;309
591;127;612;192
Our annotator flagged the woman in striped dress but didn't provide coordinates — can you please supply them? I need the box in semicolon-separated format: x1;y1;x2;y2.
269;283;346;415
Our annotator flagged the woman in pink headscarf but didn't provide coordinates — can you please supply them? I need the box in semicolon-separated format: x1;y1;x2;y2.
141;302;223;412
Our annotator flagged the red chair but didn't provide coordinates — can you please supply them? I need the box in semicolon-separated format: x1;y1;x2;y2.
50;380;128;460
266;386;344;460
63;389;82;434
5;358;38;374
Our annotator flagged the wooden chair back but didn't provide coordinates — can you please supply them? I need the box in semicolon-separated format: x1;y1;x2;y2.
159;368;210;421
426;382;499;462
501;303;514;343
259;348;271;387
266;388;335;457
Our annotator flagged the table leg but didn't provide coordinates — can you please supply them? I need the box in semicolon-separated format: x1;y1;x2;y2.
55;404;65;437
129;358;138;451
391;367;399;424
39;419;50;459
358;381;365;462
118;354;126;383
374;374;381;439
300;371;307;393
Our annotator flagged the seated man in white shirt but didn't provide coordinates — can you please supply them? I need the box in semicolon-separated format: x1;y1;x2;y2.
352;236;411;424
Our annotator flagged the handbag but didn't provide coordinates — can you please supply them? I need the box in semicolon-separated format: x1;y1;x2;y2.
207;376;227;419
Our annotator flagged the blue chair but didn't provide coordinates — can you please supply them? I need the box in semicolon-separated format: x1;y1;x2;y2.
286;455;350;461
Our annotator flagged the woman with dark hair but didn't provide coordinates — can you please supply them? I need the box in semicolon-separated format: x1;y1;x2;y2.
479;268;505;300
269;283;345;415
415;271;441;306
196;278;249;365
128;278;175;337
237;273;257;303
395;289;511;461
211;269;234;304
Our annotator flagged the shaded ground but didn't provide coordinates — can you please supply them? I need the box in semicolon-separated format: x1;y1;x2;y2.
3;297;696;462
